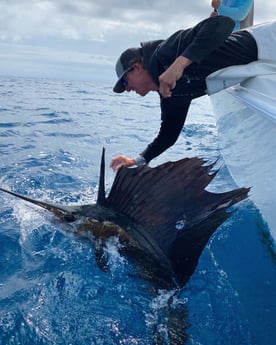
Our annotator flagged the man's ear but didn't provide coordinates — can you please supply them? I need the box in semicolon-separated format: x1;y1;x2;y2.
132;62;143;72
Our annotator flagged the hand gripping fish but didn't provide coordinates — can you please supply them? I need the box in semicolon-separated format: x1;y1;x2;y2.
0;148;249;288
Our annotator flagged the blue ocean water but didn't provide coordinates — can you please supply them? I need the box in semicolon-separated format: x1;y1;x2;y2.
0;76;275;345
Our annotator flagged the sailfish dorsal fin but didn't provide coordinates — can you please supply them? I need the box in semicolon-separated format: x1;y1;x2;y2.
97;147;106;205
106;158;249;286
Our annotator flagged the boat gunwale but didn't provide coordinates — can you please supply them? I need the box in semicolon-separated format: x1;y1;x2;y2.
226;83;276;124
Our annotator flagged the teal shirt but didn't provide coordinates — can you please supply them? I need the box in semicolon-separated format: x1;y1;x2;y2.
218;0;253;31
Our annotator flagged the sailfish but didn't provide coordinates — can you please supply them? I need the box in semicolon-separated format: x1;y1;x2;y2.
0;148;249;288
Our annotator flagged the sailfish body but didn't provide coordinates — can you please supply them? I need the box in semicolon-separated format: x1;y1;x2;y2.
0;148;249;288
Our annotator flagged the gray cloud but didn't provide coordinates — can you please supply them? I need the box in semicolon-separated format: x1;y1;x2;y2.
0;1;275;82
3;0;273;43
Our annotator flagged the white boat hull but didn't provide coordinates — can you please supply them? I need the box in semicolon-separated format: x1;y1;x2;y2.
211;75;276;241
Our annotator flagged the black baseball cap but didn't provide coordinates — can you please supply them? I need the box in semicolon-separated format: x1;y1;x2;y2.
113;47;142;93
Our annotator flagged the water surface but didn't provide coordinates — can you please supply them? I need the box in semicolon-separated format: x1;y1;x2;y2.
0;77;275;344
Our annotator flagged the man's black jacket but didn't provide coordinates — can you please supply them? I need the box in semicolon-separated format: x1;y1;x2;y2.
139;16;258;163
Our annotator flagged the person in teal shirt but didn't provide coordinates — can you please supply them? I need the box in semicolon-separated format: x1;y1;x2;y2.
211;0;254;31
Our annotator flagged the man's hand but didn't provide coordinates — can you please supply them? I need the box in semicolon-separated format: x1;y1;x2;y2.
158;56;192;98
110;155;136;171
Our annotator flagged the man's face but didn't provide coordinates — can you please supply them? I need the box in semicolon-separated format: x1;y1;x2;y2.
124;63;156;96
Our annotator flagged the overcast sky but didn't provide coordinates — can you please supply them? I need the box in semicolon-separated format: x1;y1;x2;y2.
0;1;275;83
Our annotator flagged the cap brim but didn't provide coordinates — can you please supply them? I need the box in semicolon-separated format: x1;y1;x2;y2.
113;76;125;93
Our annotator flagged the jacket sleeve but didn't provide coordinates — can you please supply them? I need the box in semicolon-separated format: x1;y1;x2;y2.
181;16;235;64
140;96;192;163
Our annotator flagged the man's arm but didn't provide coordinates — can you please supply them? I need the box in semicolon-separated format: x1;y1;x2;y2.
140;96;191;163
180;15;235;64
158;16;235;97
159;56;192;98
110;96;191;170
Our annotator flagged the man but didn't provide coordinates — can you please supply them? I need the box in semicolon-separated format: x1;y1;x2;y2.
110;15;258;171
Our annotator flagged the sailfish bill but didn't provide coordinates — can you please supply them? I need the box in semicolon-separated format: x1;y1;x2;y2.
0;148;249;288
